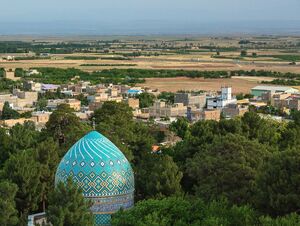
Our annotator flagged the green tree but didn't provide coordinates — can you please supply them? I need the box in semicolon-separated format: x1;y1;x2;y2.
112;197;257;226
260;213;300;226
171;120;220;165
0;127;11;166
169;117;189;139
35;98;48;111
93;101;155;163
186;134;269;205
136;154;182;200
2;150;42;225
241;111;281;146
138;93;155;108
44;104;91;150
241;50;247;57
47;179;94;226
9;121;39;153
75;93;89;106
255;148;300;216
158;92;175;104
290;110;300;126
35;138;60;212
0;181;19;226
280;123;300;149
1;101;20;120
236;93;244;100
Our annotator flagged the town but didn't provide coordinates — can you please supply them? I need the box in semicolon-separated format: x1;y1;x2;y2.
1;67;299;129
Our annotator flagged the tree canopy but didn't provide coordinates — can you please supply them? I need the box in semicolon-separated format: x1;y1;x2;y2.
47;179;94;226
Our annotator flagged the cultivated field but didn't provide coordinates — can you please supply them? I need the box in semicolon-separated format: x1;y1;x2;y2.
1;35;300;91
1;56;300;73
139;76;275;93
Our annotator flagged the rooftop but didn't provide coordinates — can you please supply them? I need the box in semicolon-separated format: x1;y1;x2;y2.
252;85;298;92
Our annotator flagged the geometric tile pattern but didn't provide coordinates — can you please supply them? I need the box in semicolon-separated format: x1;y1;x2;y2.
88;193;134;213
55;131;135;226
95;214;111;226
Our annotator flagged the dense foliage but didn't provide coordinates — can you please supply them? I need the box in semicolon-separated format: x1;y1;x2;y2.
47;179;94;226
1;101;300;225
138;93;155;108
112;197;300;226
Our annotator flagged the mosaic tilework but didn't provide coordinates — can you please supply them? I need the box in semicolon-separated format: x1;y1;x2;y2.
95;214;111;226
55;131;135;226
89;193;134;213
55;131;135;197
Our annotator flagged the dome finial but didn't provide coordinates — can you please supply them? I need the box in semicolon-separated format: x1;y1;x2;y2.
92;117;96;130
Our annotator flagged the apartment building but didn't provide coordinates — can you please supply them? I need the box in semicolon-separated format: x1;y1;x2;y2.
187;107;221;121
47;99;81;111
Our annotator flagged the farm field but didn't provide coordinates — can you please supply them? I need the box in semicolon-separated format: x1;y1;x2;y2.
138;76;275;93
1;55;300;73
1;35;300;85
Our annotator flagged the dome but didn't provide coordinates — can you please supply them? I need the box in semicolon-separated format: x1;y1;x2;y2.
55;131;134;226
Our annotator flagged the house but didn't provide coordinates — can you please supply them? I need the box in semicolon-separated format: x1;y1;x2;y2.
88;93;109;103
174;92;206;108
24;81;42;92
0;90;38;108
187;107;221;121
41;84;60;92
3;68;20;81
12;89;38;107
125;98;139;109
149;101;186;118
108;88;119;97
0;118;35;128
272;94;300;111
31;111;51;124
222;104;248;118
47;99;81;111
127;89;143;96
200;109;221;121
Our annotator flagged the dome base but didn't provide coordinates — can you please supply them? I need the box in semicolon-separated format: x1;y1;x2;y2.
95;214;111;226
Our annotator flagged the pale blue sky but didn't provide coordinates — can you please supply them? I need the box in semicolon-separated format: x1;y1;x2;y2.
1;0;300;34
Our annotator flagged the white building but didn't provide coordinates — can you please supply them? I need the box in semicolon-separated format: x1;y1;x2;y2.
207;86;237;109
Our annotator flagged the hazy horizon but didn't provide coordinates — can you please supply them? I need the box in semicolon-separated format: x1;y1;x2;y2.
1;0;300;35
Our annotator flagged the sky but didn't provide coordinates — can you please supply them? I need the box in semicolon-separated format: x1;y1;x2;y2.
1;0;300;35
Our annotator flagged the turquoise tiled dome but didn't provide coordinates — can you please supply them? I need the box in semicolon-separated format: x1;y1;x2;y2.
55;131;134;226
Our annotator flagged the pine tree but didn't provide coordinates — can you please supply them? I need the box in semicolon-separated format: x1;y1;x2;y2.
35;138;60;212
0;181;19;226
47;179;94;226
1;101;20;120
2;150;42;225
